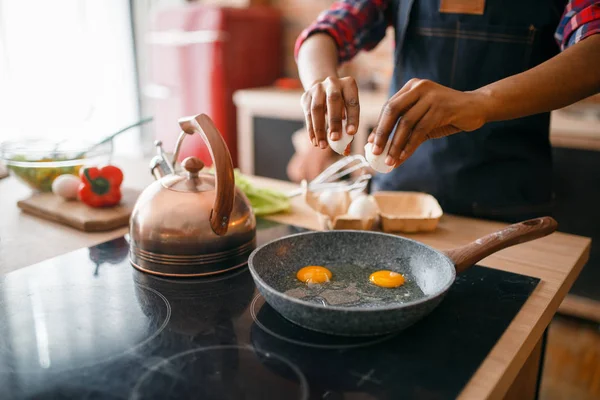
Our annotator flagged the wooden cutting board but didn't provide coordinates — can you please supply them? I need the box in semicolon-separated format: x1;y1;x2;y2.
17;188;140;232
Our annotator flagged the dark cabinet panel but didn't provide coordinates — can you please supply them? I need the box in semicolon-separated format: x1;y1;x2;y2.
252;117;304;181
552;147;600;301
251;118;376;181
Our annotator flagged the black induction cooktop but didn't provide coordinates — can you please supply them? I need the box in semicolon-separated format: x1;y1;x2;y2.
0;220;539;399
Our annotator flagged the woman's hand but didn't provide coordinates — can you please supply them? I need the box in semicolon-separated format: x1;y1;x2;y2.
301;76;360;149
368;78;489;167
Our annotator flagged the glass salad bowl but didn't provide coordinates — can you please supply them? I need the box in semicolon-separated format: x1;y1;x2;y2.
0;139;113;192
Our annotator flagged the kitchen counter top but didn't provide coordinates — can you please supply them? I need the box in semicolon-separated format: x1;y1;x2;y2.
0;157;591;399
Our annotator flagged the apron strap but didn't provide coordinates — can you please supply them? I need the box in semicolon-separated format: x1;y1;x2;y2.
392;0;416;91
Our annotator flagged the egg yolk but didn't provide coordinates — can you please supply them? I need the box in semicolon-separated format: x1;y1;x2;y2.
369;270;405;288
296;266;332;284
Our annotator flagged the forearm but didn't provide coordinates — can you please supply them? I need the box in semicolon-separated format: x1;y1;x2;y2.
477;34;600;123
297;33;340;89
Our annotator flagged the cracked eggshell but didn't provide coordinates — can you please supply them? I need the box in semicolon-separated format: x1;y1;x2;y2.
327;131;354;156
364;139;394;174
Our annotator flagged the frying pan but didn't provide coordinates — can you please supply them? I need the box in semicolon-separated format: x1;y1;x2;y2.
248;217;557;336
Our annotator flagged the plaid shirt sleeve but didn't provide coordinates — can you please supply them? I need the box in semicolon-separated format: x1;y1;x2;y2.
294;0;391;64
555;0;600;50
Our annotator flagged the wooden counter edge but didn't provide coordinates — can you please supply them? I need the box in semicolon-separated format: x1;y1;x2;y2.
461;239;591;400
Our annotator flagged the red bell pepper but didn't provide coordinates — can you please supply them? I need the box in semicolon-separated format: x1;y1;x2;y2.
78;165;123;207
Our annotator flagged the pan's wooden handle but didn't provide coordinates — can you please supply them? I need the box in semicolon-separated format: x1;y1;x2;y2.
443;217;558;274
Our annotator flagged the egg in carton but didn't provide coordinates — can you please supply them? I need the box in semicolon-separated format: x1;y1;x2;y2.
301;180;378;231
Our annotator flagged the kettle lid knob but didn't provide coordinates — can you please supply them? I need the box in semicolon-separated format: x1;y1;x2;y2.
182;157;204;175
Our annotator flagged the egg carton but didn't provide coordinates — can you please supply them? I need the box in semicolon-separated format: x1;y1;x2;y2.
372;191;443;233
301;180;377;231
302;180;444;233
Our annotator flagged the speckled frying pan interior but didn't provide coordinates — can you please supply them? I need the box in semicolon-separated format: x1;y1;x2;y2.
250;231;456;309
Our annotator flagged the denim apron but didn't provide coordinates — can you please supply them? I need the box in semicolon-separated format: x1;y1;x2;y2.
371;0;565;222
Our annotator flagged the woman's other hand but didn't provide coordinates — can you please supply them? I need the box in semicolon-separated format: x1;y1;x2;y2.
368;78;488;167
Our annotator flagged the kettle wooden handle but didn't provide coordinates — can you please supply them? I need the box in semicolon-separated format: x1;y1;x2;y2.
179;114;234;236
443;216;558;274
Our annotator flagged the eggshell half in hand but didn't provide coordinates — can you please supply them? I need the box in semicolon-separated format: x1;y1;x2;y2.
327;131;353;156
364;138;394;174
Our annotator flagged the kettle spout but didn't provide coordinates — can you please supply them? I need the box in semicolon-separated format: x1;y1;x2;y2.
149;140;174;180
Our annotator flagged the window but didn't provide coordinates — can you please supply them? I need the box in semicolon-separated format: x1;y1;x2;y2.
0;0;140;156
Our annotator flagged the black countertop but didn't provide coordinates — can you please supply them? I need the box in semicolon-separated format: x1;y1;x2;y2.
0;220;539;399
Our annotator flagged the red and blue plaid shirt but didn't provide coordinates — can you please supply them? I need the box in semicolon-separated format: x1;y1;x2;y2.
295;0;600;63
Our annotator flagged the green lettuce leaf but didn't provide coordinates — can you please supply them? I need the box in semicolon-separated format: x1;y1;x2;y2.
207;168;290;216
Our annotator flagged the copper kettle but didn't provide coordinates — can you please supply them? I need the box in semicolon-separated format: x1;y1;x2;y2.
129;114;256;277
